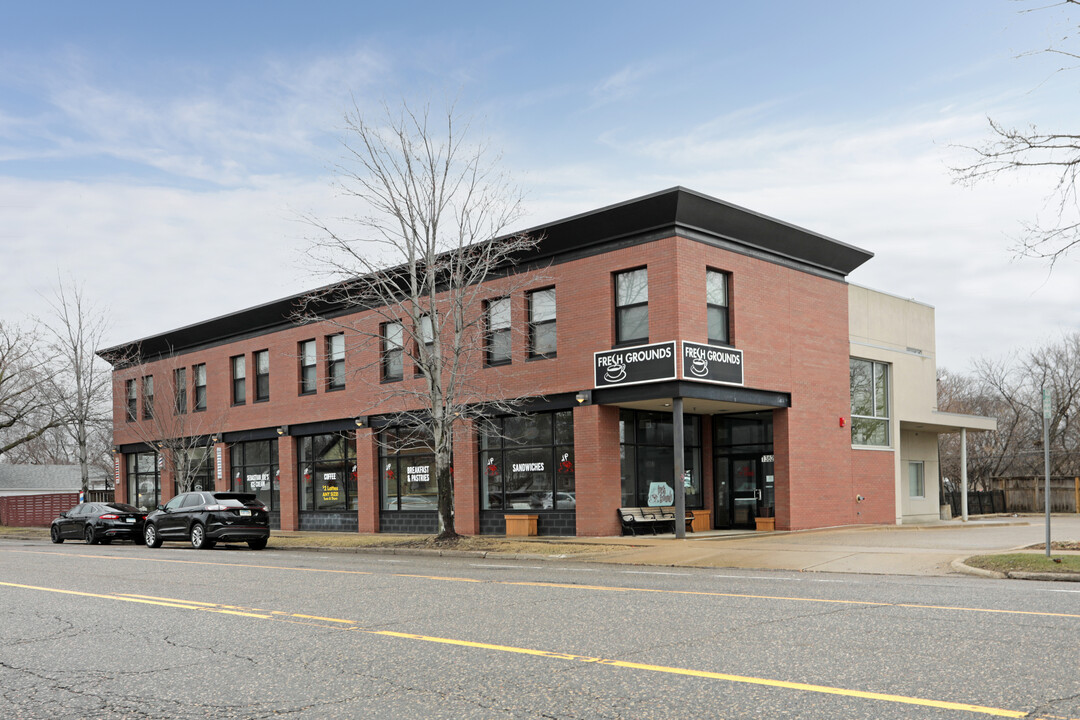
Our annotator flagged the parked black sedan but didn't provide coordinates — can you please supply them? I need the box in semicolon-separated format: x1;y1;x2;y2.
50;502;146;545
143;491;270;550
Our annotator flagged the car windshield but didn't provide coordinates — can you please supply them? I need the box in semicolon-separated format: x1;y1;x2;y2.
106;503;140;513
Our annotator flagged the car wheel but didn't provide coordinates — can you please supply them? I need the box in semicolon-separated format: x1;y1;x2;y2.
190;523;210;550
247;538;267;551
83;527;96;545
50;526;64;544
144;524;162;548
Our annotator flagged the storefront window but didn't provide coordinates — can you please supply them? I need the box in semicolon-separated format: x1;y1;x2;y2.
480;411;575;511
619;410;702;508
380;428;436;511
297;433;357;511
174;447;213;495
231;440;280;510
127;451;159;512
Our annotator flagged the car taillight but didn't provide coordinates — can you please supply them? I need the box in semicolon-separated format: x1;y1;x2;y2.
99;514;119;519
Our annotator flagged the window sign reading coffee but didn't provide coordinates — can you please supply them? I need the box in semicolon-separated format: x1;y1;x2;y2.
594;341;677;388
681;341;744;386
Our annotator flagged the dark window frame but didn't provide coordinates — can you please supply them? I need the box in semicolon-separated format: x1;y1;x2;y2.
528;287;557;359
125;379;137;422
299;339;317;395
614;267;649;346
479;411;576;512
381;322;404;382
231;354;246;406
193;363;207;412
326;333;345;391
850;357;890;447
485;297;512;366
174;367;187;415
141;375;154;420
706;268;730;346
253;350;270;402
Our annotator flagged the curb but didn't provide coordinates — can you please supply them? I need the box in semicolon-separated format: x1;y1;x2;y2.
1006;570;1080;582
950;557;1005;579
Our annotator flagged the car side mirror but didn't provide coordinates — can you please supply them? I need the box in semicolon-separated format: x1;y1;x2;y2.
157;504;165;511
59;512;68;518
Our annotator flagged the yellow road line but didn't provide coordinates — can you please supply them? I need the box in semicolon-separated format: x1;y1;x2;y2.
1;578;1064;719
6;548;1080;620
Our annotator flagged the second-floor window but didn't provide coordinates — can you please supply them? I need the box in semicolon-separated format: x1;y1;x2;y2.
231;355;246;405
254;350;269;402
142;375;154;420
485;298;511;365
327;334;345;390
528;288;556;358
174;367;187;415
193;363;207;412
707;270;729;345
299;340;317;395
125;379;136;422
615;268;648;345
381;322;403;381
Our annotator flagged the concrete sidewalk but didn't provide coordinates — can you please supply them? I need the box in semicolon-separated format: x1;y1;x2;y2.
561;515;1080;576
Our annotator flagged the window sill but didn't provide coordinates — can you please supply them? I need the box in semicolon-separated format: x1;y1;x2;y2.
527;354;556;362
485;360;512;368
254;398;270;404
299;390;318;397
326;386;345;393
381;377;403;384
850;444;894;452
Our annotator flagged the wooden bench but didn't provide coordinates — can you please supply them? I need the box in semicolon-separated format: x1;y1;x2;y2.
618;507;691;535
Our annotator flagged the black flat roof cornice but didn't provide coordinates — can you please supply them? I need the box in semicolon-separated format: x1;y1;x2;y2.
98;187;873;363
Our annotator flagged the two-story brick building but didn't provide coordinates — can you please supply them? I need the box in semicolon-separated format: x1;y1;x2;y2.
100;187;994;536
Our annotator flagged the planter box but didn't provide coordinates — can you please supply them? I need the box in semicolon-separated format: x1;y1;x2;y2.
754;517;775;532
690;510;711;533
505;514;538;537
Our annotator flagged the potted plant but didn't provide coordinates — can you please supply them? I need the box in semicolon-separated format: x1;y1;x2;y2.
754;506;775;532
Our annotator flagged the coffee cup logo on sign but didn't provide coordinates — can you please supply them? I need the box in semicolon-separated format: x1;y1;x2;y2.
690;356;709;377
603;361;627;383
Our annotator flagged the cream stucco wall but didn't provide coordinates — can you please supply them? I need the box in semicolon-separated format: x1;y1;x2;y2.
899;429;941;522
849;284;940;523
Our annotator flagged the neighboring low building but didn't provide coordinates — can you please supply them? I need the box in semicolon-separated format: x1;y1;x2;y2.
99;187;995;535
0;464;103;497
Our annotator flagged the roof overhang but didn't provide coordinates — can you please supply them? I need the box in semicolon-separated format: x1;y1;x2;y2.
900;411;997;434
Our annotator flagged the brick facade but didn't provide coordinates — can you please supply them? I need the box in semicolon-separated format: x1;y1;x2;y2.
104;188;898;535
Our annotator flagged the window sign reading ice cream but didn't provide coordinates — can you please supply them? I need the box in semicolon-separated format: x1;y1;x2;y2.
594;341;678;388
680;341;744;386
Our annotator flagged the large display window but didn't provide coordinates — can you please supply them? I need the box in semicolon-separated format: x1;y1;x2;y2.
126;451;159;512
297;433;357;511
380;428;436;511
619;410;702;508
231;440;280;510
480;410;575;511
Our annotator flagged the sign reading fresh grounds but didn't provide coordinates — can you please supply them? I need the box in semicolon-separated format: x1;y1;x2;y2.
681;341;744;386
594;341;678;388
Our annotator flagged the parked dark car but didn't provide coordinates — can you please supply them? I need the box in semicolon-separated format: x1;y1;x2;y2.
50;502;146;545
143;491;270;550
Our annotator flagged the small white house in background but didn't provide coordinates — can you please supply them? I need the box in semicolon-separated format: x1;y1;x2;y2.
0;465;110;497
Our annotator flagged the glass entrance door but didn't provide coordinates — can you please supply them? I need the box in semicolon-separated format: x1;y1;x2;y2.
715;454;774;528
731;457;759;527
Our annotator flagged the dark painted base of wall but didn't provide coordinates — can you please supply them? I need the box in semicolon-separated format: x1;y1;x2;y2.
380;511;438;534
480;511;576;536
298;511;359;533
269;511;280;531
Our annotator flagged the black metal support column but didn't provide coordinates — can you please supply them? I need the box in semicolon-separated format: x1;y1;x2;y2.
673;396;686;539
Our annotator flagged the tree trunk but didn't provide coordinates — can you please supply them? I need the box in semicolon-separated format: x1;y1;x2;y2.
435;447;457;539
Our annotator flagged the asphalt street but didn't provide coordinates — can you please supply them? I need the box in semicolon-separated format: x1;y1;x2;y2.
1;538;1078;719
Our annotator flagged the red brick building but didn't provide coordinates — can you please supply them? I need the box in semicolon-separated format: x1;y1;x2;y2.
101;188;990;536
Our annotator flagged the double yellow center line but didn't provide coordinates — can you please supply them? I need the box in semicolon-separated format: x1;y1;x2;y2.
0;578;1073;719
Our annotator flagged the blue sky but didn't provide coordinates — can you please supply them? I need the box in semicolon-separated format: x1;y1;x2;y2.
2;1;1077;371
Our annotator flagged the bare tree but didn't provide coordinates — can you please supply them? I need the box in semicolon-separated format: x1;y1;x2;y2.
0;322;63;457
939;332;1080;487
302;101;537;539
952;0;1080;266
38;277;114;493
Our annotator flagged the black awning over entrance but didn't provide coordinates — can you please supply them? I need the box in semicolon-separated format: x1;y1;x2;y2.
594;380;790;414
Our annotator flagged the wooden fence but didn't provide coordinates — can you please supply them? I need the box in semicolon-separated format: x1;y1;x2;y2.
0;493;79;527
993;476;1080;514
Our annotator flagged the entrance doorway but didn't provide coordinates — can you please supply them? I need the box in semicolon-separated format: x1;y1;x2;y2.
712;412;774;529
715;454;774;528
